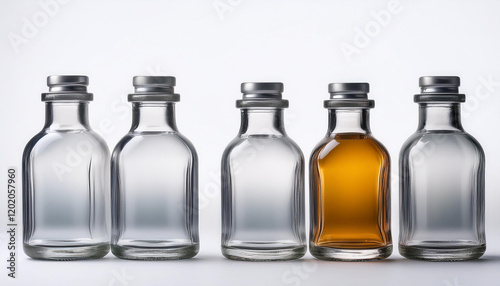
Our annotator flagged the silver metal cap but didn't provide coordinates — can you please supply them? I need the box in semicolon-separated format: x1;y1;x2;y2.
415;76;465;102
236;82;289;108
128;76;180;102
42;75;93;101
324;82;374;108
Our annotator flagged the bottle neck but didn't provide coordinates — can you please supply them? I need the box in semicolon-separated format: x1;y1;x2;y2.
327;109;371;135
131;102;178;132
44;101;90;131
239;108;286;137
417;103;463;131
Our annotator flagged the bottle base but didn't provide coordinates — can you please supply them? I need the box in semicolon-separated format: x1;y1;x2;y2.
24;243;109;260
111;244;199;260
221;245;306;261
309;244;392;261
399;244;485;261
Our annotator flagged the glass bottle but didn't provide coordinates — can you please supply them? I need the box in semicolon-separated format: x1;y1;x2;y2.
221;82;306;261
399;76;485;261
309;83;392;261
22;75;110;260
111;76;199;260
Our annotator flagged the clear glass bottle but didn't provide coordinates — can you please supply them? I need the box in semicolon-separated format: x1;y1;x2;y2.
309;83;392;261
221;82;306;261
22;75;110;260
399;76;485;261
111;76;199;260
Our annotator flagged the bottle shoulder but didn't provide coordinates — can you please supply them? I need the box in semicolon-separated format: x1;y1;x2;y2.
113;131;197;158
400;130;484;158
223;135;303;161
311;133;389;162
24;129;109;156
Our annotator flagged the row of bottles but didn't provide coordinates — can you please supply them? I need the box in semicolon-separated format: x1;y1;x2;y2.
22;75;485;261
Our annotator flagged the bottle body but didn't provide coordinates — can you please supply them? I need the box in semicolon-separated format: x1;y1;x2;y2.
111;133;199;260
399;104;485;261
23;101;110;260
111;80;199;260
221;131;306;261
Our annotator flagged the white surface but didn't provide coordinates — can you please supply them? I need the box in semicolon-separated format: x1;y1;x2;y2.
11;248;500;286
1;0;500;285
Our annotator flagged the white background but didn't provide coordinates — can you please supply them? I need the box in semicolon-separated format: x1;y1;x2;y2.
1;0;500;285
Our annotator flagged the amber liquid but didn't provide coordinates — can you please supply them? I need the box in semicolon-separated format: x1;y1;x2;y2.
310;134;391;249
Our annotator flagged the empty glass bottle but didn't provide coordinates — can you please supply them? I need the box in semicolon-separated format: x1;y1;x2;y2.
111;76;199;260
23;75;110;260
309;83;392;261
221;82;306;261
399;76;485;261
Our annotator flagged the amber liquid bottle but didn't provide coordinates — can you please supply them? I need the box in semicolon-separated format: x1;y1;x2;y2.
309;83;392;261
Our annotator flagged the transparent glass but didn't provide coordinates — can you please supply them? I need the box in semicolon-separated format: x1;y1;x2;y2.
221;108;306;261
111;102;199;260
310;109;392;261
399;103;485;261
23;101;110;260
